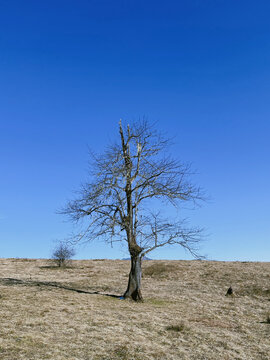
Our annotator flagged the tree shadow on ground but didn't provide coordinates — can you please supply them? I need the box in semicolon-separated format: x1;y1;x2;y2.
0;277;120;298
39;265;73;270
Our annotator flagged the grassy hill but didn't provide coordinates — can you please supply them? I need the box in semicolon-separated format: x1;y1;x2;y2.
0;258;269;359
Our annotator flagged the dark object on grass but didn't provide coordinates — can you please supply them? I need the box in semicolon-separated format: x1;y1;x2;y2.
166;323;185;332
226;286;234;296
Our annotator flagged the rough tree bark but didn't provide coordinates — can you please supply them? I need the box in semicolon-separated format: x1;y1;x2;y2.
119;122;144;301
123;244;143;301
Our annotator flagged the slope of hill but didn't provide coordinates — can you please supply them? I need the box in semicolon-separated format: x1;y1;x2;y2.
0;258;269;359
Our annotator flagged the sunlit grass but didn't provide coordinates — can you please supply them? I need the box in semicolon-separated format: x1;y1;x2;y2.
0;258;269;359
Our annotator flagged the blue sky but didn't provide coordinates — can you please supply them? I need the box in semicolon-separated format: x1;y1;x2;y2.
0;0;269;261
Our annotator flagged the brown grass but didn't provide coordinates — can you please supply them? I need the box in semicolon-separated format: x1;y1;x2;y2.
142;262;178;278
0;258;269;359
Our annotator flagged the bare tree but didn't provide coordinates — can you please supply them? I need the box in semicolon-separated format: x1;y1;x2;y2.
52;242;76;267
61;120;204;300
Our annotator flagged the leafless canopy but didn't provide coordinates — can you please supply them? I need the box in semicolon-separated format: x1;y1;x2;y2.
52;242;76;267
61;119;205;259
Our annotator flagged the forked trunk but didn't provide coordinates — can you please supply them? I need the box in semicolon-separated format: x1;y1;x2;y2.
123;255;143;301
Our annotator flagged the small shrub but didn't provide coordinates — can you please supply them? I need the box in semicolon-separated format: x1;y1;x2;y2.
166;323;185;332
52;242;76;268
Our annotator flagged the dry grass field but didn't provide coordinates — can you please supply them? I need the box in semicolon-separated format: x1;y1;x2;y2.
0;258;269;360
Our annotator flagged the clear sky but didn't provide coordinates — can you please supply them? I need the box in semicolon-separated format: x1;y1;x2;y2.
0;0;269;261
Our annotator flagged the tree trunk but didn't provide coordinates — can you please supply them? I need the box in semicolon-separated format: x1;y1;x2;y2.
123;255;143;301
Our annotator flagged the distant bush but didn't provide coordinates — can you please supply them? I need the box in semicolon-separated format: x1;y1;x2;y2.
165;323;185;332
52;242;75;268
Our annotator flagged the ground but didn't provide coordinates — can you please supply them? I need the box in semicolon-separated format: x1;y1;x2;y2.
0;258;269;359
